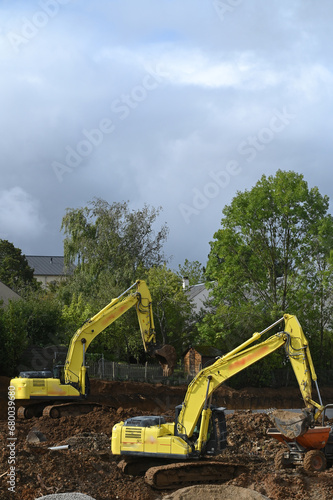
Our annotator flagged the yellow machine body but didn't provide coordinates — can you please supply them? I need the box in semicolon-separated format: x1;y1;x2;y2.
11;280;175;404
10;376;80;399
112;314;324;460
112;421;191;458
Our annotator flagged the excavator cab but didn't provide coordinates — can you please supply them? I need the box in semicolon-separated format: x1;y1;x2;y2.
188;406;228;456
53;364;65;383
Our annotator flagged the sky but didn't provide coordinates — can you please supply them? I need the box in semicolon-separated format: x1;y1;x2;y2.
1;0;333;269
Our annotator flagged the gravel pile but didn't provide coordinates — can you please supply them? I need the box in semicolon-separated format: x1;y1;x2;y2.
36;494;96;500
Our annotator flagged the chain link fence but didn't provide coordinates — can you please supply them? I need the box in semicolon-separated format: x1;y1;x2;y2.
87;356;165;383
270;368;333;388
86;355;333;388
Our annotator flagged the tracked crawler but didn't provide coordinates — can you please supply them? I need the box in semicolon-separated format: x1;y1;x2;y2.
112;314;329;487
11;280;177;419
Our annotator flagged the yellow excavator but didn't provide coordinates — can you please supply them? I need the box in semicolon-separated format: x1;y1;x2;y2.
10;280;177;419
112;314;329;489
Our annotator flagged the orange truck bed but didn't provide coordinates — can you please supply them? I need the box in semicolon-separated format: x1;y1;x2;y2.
267;426;331;450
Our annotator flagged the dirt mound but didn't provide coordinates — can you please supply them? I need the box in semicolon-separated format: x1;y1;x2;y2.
1;380;333;500
163;484;269;499
88;379;333;412
1;405;332;500
3;377;333;416
88;379;184;412
0;406;157;500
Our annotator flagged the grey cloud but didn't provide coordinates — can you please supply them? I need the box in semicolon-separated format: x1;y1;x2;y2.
0;1;332;266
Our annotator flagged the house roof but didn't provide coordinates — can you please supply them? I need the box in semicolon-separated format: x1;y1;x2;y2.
0;281;21;305
26;256;74;276
185;283;207;301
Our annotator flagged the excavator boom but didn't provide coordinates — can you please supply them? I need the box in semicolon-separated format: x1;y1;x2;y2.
63;280;176;391
177;314;323;440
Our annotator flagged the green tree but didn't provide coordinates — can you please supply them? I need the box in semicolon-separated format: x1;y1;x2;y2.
4;294;65;347
0;305;23;376
0;240;38;293
61;293;94;341
201;170;333;380
0;292;66;376
61;199;169;295
146;265;194;353
68;266;195;363
177;259;206;285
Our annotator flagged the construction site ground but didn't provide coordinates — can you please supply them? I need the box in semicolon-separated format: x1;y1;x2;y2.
1;376;333;500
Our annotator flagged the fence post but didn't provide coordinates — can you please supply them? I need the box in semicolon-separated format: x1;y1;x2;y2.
101;354;104;379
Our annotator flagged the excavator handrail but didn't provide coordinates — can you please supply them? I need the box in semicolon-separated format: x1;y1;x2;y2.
322;404;333;426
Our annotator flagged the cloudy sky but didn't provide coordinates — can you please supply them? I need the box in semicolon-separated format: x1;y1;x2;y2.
1;1;333;269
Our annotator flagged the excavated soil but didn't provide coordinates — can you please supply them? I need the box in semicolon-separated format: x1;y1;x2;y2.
162;484;270;499
1;376;333;500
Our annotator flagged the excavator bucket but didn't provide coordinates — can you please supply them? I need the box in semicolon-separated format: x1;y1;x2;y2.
152;344;177;377
270;409;313;439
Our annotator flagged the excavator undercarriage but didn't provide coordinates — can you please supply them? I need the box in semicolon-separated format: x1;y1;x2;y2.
17;400;103;419
117;455;248;489
145;460;247;489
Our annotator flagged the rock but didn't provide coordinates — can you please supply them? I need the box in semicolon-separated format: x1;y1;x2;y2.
26;430;47;443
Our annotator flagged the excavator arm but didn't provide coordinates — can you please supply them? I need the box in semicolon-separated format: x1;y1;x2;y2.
112;313;324;466
177;325;286;441
64;280;161;394
282;314;322;412
177;314;323;445
11;280;177;409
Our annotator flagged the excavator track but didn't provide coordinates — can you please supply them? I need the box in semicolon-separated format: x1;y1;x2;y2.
17;398;115;419
42;402;103;418
144;461;248;489
17;401;106;419
117;458;166;476
17;403;48;419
